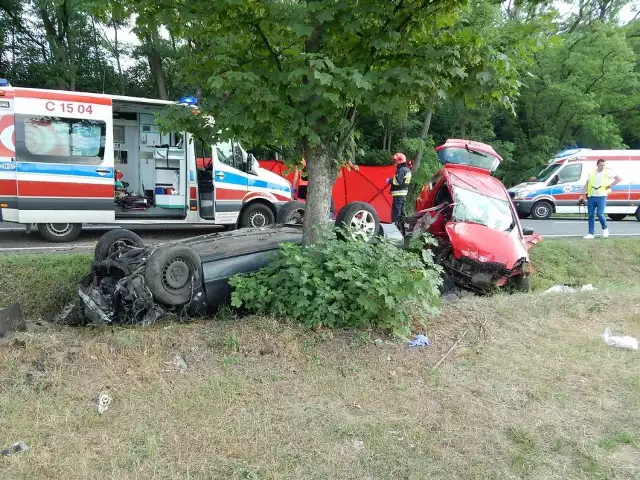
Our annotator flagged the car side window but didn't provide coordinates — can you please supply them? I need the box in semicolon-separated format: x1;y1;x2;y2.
557;164;582;184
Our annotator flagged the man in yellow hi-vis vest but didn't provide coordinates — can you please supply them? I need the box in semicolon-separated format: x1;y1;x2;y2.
580;158;621;239
387;152;412;222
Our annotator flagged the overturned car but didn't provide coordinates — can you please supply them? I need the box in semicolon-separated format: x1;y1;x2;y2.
78;201;385;325
396;139;541;293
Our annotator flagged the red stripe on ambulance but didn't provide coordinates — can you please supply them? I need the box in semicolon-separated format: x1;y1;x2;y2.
17;181;113;198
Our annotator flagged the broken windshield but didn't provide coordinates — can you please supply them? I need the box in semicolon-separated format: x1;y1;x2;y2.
451;186;515;231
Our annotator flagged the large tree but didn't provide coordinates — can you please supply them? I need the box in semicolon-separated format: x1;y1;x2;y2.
149;0;545;243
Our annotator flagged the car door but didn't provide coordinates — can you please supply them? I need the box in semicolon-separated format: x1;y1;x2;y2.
13;90;115;223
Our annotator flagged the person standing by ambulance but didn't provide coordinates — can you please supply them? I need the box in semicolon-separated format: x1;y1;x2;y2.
387;152;412;222
581;158;621;239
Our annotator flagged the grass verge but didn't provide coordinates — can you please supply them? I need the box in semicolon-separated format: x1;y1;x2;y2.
0;254;92;320
1;291;639;479
0;238;639;319
529;238;640;291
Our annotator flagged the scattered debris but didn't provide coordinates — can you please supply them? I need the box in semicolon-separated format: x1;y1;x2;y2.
352;440;365;452
544;284;596;294
97;392;112;415
442;292;460;304
407;334;431;347
432;328;469;370
1;441;29;456
0;303;26;339
374;338;384;347
602;328;638;350
170;354;188;374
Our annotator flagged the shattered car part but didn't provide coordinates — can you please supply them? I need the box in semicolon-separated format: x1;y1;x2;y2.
78;226;305;325
0;303;26;338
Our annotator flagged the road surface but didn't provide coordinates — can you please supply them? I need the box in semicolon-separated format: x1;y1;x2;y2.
0;217;638;254
521;217;640;238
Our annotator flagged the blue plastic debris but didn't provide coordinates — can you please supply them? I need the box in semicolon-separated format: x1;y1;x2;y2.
407;334;430;347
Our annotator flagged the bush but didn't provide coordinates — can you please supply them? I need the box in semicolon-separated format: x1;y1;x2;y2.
229;230;443;336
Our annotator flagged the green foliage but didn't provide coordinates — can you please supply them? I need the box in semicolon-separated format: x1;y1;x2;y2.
229;229;442;336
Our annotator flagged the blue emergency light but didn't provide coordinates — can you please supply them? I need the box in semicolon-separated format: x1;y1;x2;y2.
0;78;10;87
178;96;198;105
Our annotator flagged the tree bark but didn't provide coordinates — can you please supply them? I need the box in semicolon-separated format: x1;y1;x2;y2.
302;147;336;245
412;98;435;174
112;20;124;94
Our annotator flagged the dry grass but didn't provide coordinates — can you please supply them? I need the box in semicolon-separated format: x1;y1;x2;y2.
2;290;640;479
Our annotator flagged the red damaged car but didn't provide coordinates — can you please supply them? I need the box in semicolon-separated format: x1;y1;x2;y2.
397;139;542;293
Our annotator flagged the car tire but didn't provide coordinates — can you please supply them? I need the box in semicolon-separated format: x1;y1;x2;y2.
530;201;553;220
518;212;531;219
511;274;531;293
144;245;201;306
335;201;381;242
240;203;275;229
277;201;306;224
37;223;82;243
608;214;626;221
439;271;456;295
94;229;145;261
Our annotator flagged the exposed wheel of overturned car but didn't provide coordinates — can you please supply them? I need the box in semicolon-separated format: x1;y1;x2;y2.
277;200;306;224
144;245;201;306
94;228;145;261
335;201;381;242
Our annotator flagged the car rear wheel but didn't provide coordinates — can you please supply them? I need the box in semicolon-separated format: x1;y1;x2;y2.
94;229;145;261
144;245;201;306
335;202;380;242
530;201;553;220
608;214;626;221
37;223;82;243
240;203;275;229
277;201;305;225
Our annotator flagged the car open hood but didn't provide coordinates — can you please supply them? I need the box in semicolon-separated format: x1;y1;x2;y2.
445;222;528;270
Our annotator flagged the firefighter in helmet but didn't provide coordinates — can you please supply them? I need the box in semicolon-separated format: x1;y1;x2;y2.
387;152;412;222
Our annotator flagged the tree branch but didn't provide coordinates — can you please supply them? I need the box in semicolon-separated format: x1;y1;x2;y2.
253;21;283;72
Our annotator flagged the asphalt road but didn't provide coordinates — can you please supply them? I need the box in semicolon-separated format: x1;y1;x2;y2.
520;217;640;238
0;216;638;254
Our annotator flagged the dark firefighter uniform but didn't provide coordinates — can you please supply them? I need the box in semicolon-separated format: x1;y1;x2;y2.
389;153;412;222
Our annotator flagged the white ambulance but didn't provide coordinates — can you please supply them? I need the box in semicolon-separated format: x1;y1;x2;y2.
508;148;640;221
0;80;292;241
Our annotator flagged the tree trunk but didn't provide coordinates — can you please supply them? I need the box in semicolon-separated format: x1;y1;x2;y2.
112;19;124;94
302;148;336;245
142;29;168;99
412;98;435;174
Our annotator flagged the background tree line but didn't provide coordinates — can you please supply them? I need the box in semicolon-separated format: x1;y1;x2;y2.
0;0;638;234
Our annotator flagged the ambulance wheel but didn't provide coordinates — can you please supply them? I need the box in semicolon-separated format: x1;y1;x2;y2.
94;229;145;261
145;245;201;306
635;207;640;222
335;202;380;242
530;201;553;220
240;203;275;229
37;223;82;243
608;214;626;221
277;201;305;225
